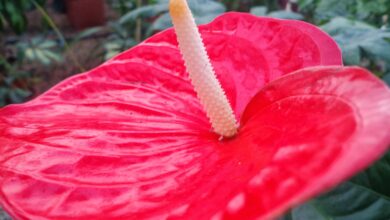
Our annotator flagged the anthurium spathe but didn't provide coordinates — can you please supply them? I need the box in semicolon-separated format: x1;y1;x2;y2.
1;1;390;220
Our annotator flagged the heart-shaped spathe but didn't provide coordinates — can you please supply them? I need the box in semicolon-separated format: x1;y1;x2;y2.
1;13;389;220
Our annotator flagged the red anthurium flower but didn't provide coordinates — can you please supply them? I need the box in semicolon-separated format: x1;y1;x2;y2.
1;1;390;219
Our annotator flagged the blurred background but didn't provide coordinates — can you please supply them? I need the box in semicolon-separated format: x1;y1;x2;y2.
0;0;390;219
1;0;390;109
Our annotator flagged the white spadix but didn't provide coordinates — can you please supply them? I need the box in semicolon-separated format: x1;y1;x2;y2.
169;0;238;138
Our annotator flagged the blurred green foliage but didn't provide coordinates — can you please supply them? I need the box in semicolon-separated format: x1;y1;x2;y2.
0;0;76;106
0;56;32;106
1;1;388;100
0;34;64;105
0;0;46;34
296;0;390;82
299;0;390;27
103;0;226;59
120;0;225;31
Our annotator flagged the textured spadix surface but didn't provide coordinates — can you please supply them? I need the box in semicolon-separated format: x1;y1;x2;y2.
170;0;239;137
1;13;390;220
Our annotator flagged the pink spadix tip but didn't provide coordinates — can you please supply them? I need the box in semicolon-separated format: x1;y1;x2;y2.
169;0;238;138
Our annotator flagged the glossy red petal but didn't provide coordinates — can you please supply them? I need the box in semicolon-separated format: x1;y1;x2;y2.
237;66;390;219
0;14;348;220
112;12;342;118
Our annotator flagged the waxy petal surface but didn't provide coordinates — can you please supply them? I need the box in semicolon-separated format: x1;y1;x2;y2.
235;66;390;219
2;14;382;220
112;12;342;119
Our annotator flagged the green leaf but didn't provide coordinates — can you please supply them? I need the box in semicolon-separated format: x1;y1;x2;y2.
34;49;51;65
351;152;390;197
342;45;361;65
144;0;225;33
39;40;57;49
268;11;304;20
104;38;136;60
9;88;31;103
383;74;390;86
298;0;390;26
72;27;103;44
279;152;390;220
42;50;62;63
2;1;28;34
298;0;320;11
0;87;7;107
314;0;356;23
321;17;374;36
334;29;390;65
0;14;4;31
119;3;167;24
359;33;390;63
104;41;125;60
322;18;390;66
148;13;171;33
355;0;390;21
17;37;62;65
250;6;267;16
285;202;330;220
8;70;30;79
189;0;225;18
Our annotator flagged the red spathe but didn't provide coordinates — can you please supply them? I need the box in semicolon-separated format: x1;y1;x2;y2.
0;13;389;220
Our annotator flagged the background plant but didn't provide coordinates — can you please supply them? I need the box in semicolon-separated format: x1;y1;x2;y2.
0;0;51;106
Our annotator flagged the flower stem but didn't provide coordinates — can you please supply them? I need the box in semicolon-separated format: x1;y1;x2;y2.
169;0;238;138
